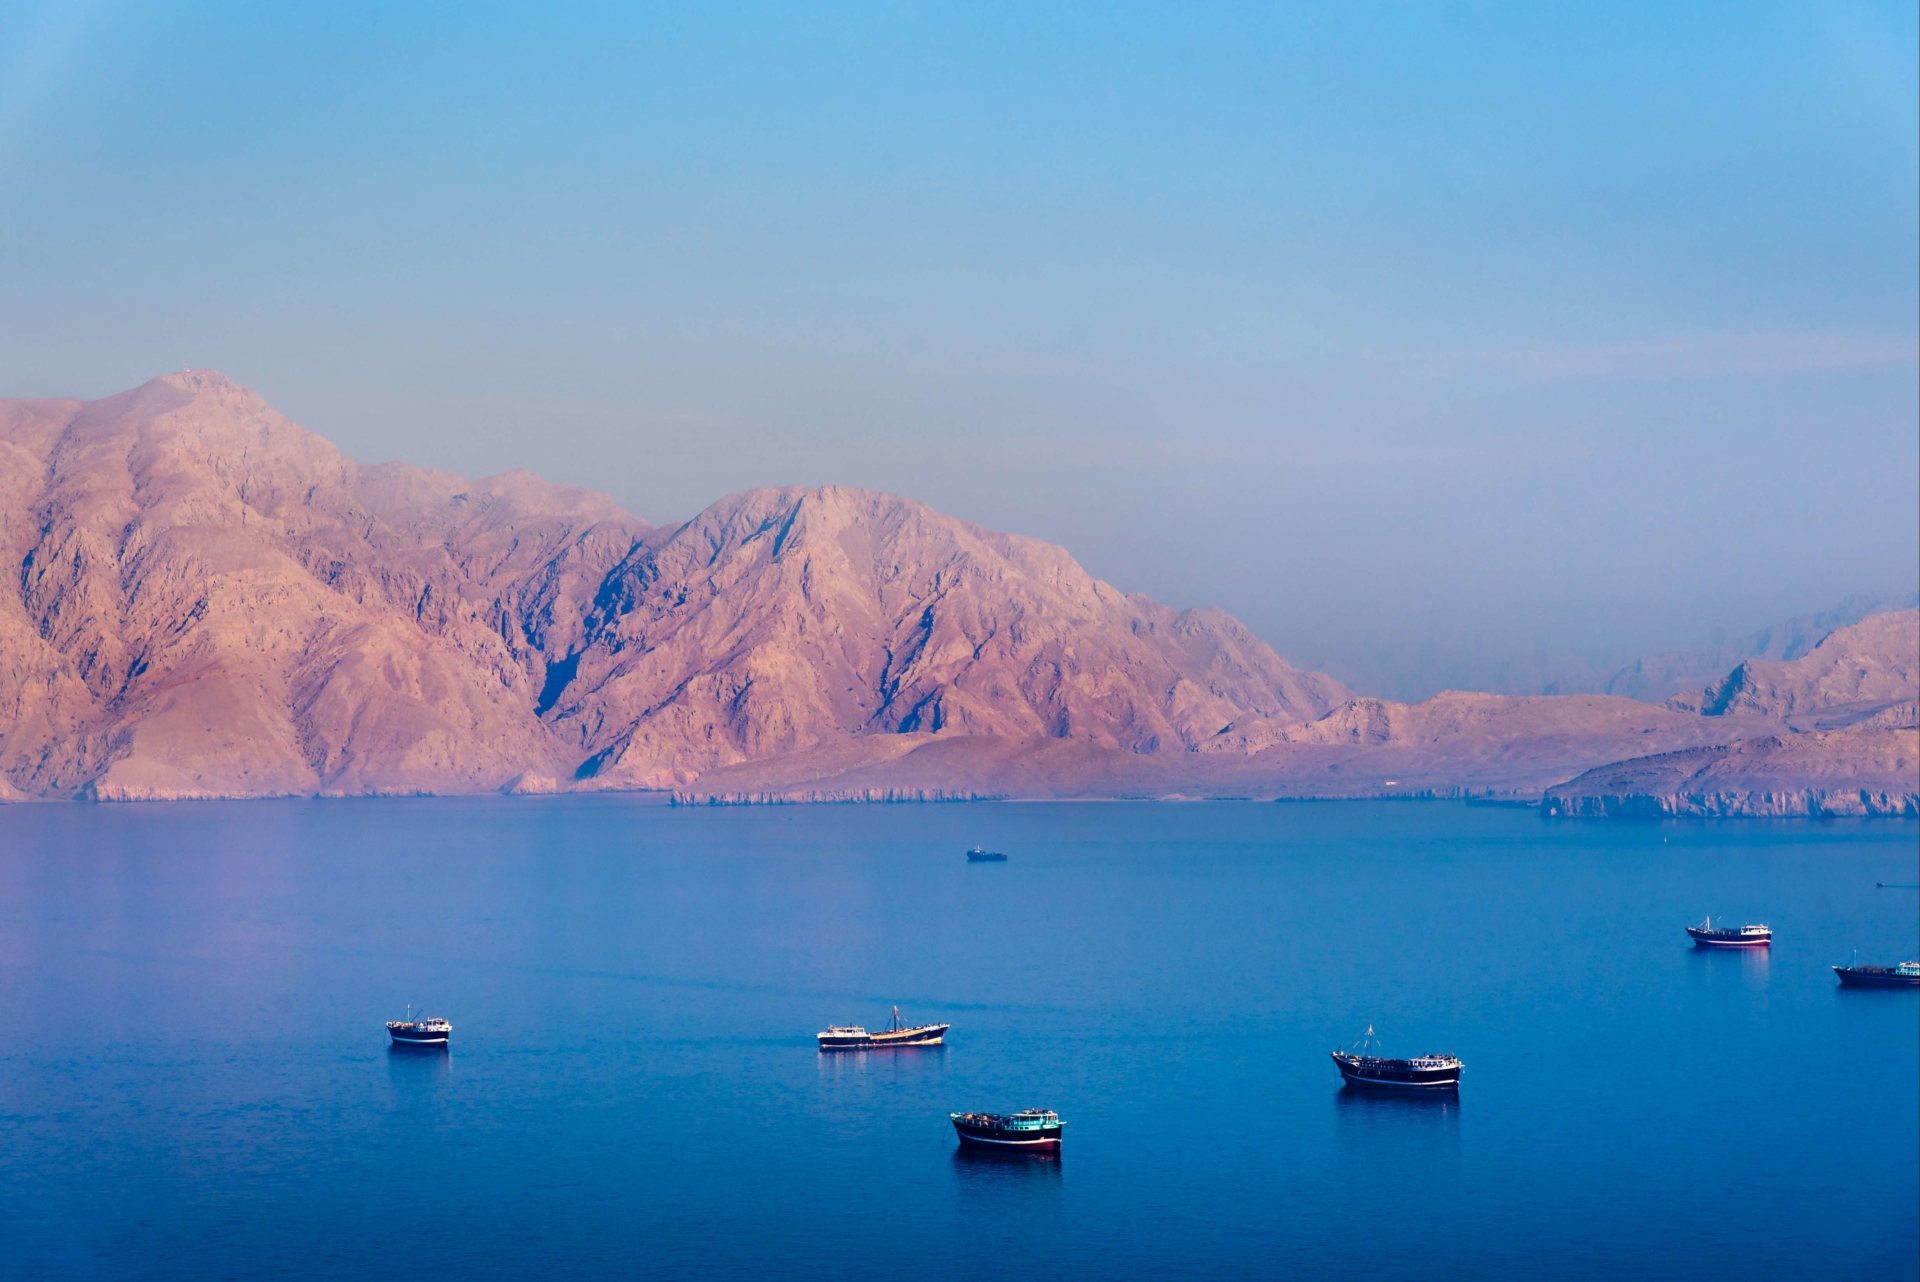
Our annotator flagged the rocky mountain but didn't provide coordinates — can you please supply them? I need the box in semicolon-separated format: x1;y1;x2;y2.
1667;610;1918;728
0;372;646;799
1332;591;1916;705
0;372;1348;800
4;372;1910;812
548;485;1349;790
1546;610;1919;817
1574;591;1919;704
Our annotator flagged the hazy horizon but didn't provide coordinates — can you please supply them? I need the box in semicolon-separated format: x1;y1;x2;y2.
3;3;1915;698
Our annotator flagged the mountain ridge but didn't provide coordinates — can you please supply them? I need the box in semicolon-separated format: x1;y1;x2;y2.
2;372;1912;812
1;373;1349;800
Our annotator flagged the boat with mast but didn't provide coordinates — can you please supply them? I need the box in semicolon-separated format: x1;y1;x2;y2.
1686;916;1772;948
817;1006;950;1051
1330;1025;1462;1091
1833;951;1920;988
386;1004;452;1047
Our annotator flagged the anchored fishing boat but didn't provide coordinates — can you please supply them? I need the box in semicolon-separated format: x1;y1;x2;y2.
1686;917;1772;948
965;847;1007;862
1330;1025;1462;1091
817;1006;950;1051
950;1108;1063;1150
386;1005;452;1047
1833;953;1920;988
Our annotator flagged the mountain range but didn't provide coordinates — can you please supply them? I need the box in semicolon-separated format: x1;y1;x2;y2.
1;372;1912;815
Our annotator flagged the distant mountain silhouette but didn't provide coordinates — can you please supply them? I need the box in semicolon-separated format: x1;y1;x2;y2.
1544;590;1920;703
1548;611;1919;817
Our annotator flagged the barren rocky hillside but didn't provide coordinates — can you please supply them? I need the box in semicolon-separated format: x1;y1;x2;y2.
4;373;1911;810
1547;610;1919;816
1669;610;1918;728
551;485;1350;789
0;373;1347;800
0;372;646;799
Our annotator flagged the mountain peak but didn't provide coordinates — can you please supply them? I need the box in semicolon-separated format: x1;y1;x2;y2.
0;374;1345;799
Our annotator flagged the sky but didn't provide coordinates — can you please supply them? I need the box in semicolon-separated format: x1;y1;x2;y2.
1;1;1915;699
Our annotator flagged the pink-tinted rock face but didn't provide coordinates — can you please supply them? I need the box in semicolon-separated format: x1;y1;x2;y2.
1544;727;1920;818
551;485;1351;788
1675;610;1919;728
0;372;1346;799
2;371;1912;807
0;372;646;798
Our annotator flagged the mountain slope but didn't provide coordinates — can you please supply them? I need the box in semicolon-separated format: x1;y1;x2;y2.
1544;729;1918;818
0;371;647;798
1672;610;1919;728
1545;610;1920;816
1578;591;1919;704
0;373;1349;799
8;371;1900;808
549;485;1350;788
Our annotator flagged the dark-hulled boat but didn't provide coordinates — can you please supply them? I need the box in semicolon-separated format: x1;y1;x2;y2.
1330;1025;1461;1091
950;1109;1063;1150
1833;957;1920;988
387;1005;452;1046
1686;916;1771;948
817;1006;950;1051
966;847;1007;862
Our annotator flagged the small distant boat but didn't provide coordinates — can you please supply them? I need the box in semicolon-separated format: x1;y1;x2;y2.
966;847;1007;862
1833;953;1920;988
1330;1025;1461;1091
387;1005;452;1046
950;1108;1063;1150
1686;917;1772;948
817;1006;950;1051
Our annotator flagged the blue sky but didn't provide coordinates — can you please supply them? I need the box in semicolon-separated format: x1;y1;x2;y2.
2;1;1915;696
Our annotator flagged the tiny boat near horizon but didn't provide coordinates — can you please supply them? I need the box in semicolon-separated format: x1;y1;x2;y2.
1833;953;1920;988
387;1005;452;1047
966;846;1007;862
1687;917;1772;948
817;1006;950;1051
1330;1025;1461;1091
950;1108;1063;1150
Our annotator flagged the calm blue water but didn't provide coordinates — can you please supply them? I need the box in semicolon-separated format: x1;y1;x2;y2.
0;799;1915;1280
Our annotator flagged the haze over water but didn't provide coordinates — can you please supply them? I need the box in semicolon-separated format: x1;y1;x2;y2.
1;799;1915;1279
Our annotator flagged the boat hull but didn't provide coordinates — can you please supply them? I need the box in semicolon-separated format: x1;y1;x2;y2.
1331;1053;1460;1091
1686;928;1770;948
387;1024;451;1046
818;1024;949;1051
1834;966;1920;988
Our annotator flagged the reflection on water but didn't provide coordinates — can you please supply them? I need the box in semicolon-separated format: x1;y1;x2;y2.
951;1143;1064;1208
1333;1083;1462;1154
815;1046;947;1081
1333;1084;1459;1116
1687;944;1772;992
385;1043;451;1104
1835;982;1920;1002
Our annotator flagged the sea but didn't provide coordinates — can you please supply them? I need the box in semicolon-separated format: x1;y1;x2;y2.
0;797;1914;1280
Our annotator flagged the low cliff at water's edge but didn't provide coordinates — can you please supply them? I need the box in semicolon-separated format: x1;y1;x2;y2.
1544;727;1919;818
